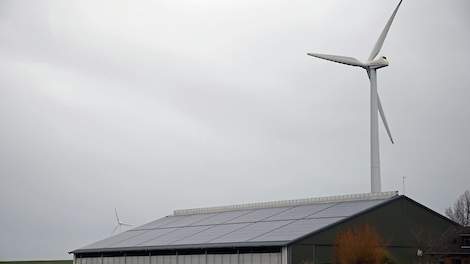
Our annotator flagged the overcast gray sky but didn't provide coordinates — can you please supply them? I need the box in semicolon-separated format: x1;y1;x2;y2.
1;0;469;260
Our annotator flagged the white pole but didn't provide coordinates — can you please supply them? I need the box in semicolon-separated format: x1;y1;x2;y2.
402;176;406;195
369;69;381;193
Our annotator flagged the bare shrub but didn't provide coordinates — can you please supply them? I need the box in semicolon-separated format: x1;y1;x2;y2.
445;190;470;226
334;224;390;264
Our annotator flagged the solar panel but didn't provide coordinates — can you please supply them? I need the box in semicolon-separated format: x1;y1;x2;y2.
136;216;182;230
173;223;250;244
193;210;251;225
263;203;336;221
160;213;217;228
250;217;344;242
81;230;147;249
310;200;384;218
211;221;293;243
111;228;179;247
225;207;292;223
138;226;211;246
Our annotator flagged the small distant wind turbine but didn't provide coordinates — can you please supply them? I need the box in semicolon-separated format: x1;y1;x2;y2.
112;208;133;234
307;0;403;193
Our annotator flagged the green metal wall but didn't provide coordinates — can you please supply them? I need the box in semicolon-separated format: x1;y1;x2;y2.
289;196;457;264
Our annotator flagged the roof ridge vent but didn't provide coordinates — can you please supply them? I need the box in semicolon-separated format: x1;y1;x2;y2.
173;191;398;216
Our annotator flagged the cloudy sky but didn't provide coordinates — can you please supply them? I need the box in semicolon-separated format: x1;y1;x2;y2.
1;0;469;260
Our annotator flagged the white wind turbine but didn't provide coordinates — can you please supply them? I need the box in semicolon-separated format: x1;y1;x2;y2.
112;208;133;234
307;0;403;193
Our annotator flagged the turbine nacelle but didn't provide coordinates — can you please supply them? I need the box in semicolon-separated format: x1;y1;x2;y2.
365;56;389;70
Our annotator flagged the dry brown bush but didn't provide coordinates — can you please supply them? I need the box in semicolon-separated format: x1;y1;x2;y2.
334;224;390;264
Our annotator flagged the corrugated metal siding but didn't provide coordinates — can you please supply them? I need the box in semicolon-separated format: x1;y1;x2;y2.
77;253;280;264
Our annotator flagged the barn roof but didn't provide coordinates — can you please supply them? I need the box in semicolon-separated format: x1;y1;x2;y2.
72;191;398;254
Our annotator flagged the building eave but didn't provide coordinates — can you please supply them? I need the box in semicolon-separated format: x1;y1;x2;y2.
70;241;289;255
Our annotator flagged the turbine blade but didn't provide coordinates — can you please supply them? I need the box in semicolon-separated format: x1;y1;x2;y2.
367;70;394;144
119;222;133;227
368;0;403;61
111;225;119;234
114;208;120;223
378;95;394;144
307;53;364;67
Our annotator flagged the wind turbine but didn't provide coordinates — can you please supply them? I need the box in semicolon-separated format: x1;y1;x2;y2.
307;0;403;193
112;208;133;234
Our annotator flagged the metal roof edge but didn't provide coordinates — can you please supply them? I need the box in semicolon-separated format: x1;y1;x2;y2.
174;191;398;216
70;241;288;254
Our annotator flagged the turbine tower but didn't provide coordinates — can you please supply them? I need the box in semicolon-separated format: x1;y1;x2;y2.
307;0;403;193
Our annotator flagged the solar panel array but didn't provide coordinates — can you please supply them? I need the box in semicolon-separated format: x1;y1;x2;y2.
77;199;387;252
76;197;391;253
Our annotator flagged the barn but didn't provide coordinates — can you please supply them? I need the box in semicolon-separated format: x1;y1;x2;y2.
71;192;457;264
